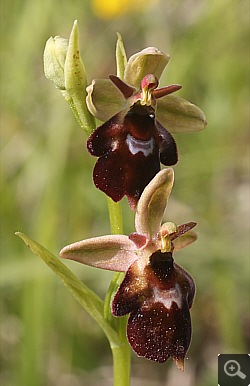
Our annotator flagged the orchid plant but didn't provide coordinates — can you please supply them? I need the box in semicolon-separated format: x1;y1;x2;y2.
16;21;206;386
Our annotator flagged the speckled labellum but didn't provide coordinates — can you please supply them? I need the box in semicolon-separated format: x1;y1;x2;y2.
111;251;195;370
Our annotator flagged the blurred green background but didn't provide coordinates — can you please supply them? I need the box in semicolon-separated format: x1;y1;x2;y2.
1;0;249;385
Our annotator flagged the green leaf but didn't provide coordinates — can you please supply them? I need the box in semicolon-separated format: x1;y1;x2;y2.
15;232;120;346
116;33;127;80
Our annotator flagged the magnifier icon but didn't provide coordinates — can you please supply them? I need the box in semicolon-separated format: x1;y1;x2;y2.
224;360;246;379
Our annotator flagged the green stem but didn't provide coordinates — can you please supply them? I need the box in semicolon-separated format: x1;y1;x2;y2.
111;317;131;386
106;197;131;386
107;197;123;235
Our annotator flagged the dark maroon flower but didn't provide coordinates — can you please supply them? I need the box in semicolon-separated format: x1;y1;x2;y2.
112;250;195;369
86;47;206;210
60;169;197;370
87;76;178;209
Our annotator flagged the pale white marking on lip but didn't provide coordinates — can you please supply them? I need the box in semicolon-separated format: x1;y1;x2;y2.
126;134;155;157
153;284;182;309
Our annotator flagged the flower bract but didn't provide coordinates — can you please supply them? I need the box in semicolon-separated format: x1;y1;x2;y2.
60;168;197;370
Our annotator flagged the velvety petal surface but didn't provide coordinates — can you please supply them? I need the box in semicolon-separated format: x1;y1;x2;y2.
127;300;192;367
156;95;207;134
124;47;170;89
60;235;138;272
87;115;120;156
89;107;169;210
92;149;126;203
86;79;126;122
112;257;150;317
135;168;174;238
92;141;161;210
125;147;160;211
115;251;195;367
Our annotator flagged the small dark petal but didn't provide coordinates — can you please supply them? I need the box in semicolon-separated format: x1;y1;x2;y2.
153;84;182;99
129;233;147;249
156;121;178;165
109;75;136;99
171;222;197;242
127;301;192;364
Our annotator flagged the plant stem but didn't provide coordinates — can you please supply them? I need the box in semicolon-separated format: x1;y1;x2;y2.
107;197;123;235
106;197;131;386
111;326;131;386
111;344;131;386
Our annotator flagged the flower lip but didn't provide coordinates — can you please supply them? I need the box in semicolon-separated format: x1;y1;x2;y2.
87;104;177;210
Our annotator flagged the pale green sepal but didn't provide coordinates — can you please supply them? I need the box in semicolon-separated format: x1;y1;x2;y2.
86;79;126;122
15;232;120;346
44;36;69;90
64;20;95;136
124;47;170;89
173;230;198;253
116;33;127;80
135;168;174;239
156;95;207;134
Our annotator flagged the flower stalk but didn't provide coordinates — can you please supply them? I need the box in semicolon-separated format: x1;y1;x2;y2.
16;21;207;385
105;36;131;385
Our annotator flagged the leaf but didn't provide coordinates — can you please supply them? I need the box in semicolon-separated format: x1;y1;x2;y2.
15;232;120;345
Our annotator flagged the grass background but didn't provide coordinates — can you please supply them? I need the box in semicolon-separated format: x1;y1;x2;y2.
1;0;249;385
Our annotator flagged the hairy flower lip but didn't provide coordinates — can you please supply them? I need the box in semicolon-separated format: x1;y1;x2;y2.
87;102;178;210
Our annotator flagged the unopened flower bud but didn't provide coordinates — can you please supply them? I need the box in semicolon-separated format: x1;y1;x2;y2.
44;36;69;90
